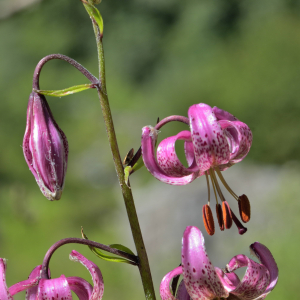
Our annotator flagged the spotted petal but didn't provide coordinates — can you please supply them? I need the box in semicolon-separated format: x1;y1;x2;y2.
250;242;278;299
176;280;192;300
69;250;104;300
157;131;200;177
214;267;240;293
26;266;43;300
226;254;270;300
0;259;13;300
67;277;93;300
188;104;231;172
142;126;199;185
181;226;229;300
9;265;41;296
36;275;72;300
160;266;182;300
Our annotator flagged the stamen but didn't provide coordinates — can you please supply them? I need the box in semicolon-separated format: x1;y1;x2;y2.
230;209;247;235
202;204;215;236
209;169;219;205
222;201;233;229
238;194;251;223
215;167;238;200
209;168;226;202
205;172;211;204
216;204;224;231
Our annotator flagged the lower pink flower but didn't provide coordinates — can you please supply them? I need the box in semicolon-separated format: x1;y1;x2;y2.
0;251;103;300
160;226;278;300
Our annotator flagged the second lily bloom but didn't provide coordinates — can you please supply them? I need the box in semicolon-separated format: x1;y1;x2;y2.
160;226;278;300
141;103;252;235
23;92;68;200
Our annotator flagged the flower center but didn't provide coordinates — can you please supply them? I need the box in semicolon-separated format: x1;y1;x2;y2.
202;167;250;235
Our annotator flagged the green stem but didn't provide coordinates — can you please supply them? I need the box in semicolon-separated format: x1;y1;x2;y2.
90;11;156;300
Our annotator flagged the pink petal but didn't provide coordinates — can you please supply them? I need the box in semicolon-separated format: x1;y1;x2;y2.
214;267;240;293
157;131;200;177
220;121;252;163
9;265;41;296
226;254;270;300
176;281;192;300
212;106;238;122
141;126;199;185
160;266;182;300
26;266;43;300
181;226;228;300
188;104;230;172
67;277;93;300
0;259;13;300
36;275;72;300
69;250;104;300
250;242;278;297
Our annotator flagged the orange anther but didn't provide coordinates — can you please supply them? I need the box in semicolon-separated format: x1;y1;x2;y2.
215;204;224;231
238;194;251;223
202;204;215;236
222;201;232;229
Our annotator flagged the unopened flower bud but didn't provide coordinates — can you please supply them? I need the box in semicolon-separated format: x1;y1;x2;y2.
23;92;68;200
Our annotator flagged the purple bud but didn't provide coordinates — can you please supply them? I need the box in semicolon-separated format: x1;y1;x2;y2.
23;92;68;200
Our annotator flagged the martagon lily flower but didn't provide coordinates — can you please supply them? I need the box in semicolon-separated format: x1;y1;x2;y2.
141;103;253;235
23;92;69;201
0;250;104;300
160;226;278;300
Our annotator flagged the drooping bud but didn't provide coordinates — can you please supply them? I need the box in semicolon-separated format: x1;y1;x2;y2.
23;92;68;200
238;194;251;223
222;201;232;229
215;204;224;231
202;204;215;235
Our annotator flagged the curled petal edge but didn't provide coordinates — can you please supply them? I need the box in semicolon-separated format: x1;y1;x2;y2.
142;126;199;185
160;266;182;300
69;250;104;300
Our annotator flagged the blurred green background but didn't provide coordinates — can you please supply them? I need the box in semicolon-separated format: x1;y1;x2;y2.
0;0;300;299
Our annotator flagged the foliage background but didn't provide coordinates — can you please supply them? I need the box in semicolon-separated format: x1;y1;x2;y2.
0;0;299;299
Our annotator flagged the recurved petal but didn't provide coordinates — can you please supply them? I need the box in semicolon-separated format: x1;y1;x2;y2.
212;106;238;122
218;120;252;166
157;131;199;177
67;277;93;300
250;243;278;298
26;266;43;300
214;267;240;293
188;104;230;172
0;259;13;300
9;265;41;296
36;275;72;300
160;266;182;300
69;250;104;300
181;226;228;300
142;126;199;185
226;254;270;300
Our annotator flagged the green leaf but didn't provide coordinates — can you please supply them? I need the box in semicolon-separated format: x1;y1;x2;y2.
109;244;135;256
34;84;96;97
82;0;104;35
81;228;135;265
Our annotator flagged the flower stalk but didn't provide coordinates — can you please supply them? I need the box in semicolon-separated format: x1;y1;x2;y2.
85;3;156;300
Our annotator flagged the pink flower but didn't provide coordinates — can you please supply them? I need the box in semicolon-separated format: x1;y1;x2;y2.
160;226;278;300
141;103;252;235
0;251;104;300
23;92;68;200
